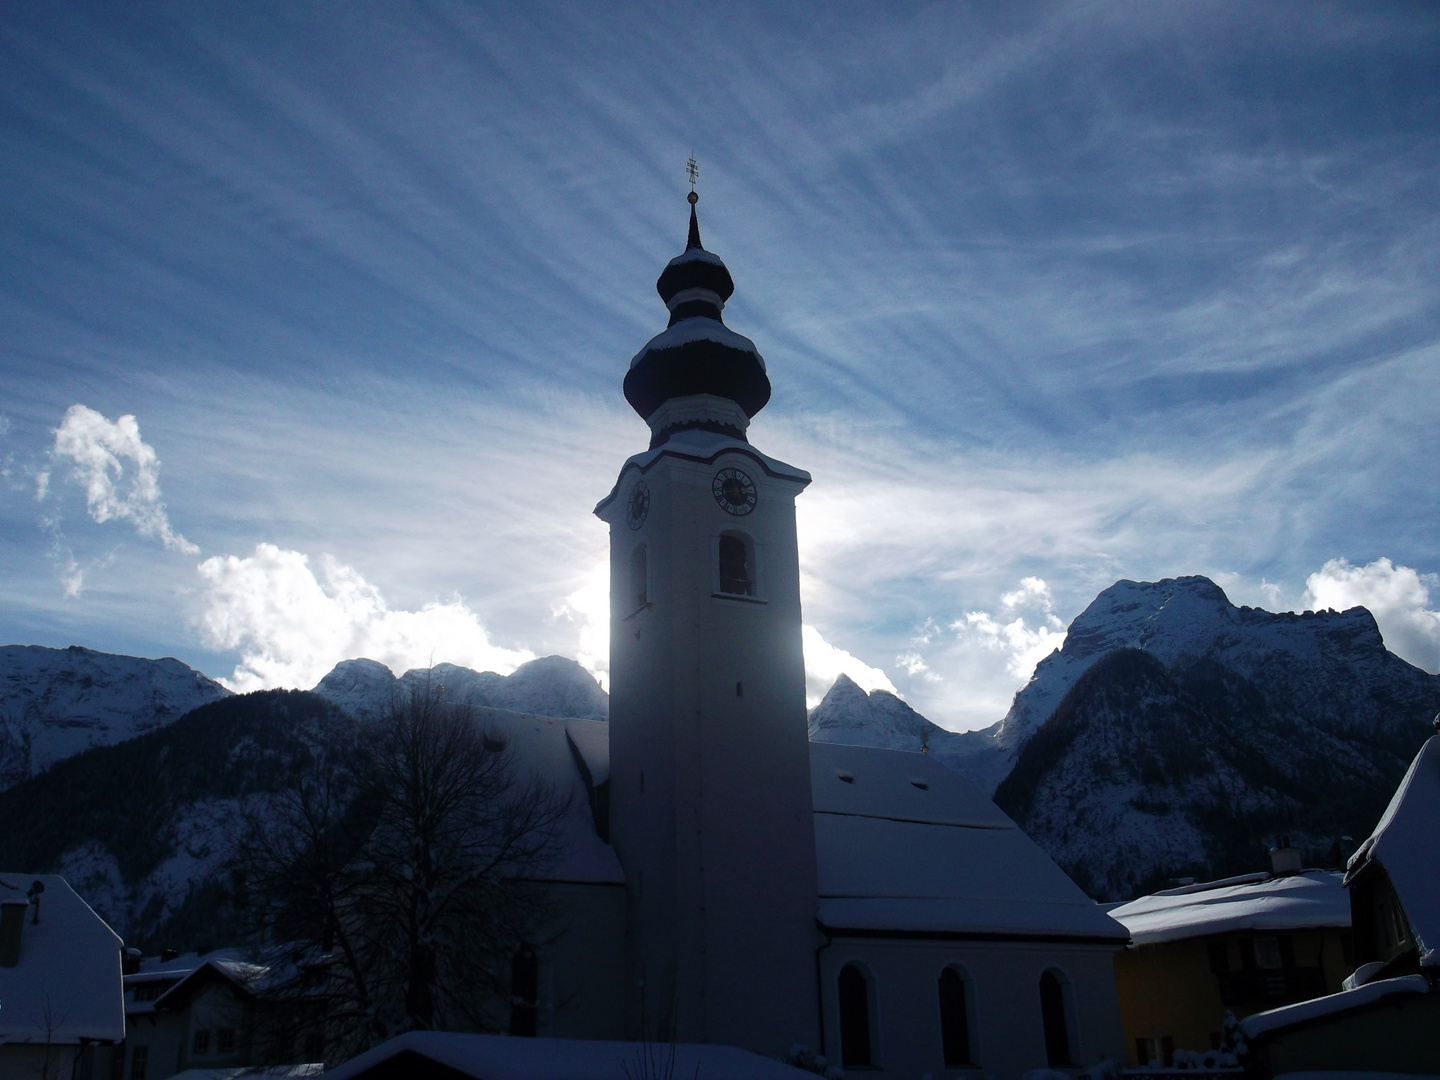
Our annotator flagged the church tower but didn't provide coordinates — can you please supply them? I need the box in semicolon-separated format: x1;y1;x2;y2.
594;189;821;1053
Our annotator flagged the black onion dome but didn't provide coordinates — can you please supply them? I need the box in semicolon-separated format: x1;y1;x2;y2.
624;199;771;427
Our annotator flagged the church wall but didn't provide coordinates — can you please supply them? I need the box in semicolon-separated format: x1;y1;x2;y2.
819;937;1126;1080
534;881;627;1040
603;449;822;1055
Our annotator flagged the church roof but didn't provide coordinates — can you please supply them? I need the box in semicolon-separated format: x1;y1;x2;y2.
623;197;771;429
460;708;623;886
810;743;1128;942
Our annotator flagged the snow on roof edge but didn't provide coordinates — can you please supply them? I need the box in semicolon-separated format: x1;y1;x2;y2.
1239;975;1430;1039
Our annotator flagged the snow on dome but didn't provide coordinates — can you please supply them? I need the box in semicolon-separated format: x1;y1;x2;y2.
1345;733;1440;964
628;318;765;372
1108;870;1350;947
665;246;728;269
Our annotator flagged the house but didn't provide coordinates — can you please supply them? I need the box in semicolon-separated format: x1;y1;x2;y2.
0;873;125;1080
1105;862;1350;1065
1238;732;1440;1076
119;950;270;1080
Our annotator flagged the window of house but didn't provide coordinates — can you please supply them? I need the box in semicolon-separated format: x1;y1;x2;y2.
130;1045;148;1080
216;1028;236;1055
718;532;754;596
838;963;873;1067
193;1029;211;1054
132;983;166;1002
1253;937;1283;970
938;966;974;1067
510;943;539;1037
630;543;648;611
1040;970;1075;1067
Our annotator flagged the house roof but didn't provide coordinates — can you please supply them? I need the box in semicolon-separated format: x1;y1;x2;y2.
1346;734;1440;966
1239;974;1431;1040
810;743;1127;941
0;874;125;1044
323;1031;818;1080
125;952;264;1016
1107;870;1349;946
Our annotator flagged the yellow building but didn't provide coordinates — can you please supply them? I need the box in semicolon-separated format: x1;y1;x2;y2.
1107;865;1351;1065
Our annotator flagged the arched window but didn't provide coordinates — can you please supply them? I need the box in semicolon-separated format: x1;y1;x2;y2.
510;944;538;1037
1040;969;1075;1067
718;532;753;596
939;966;974;1067
838;963;873;1067
629;543;648;612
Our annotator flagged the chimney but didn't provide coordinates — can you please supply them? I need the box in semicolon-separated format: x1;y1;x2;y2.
0;900;27;967
123;948;142;975
1269;835;1302;875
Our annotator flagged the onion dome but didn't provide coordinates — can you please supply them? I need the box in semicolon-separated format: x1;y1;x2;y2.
624;193;771;446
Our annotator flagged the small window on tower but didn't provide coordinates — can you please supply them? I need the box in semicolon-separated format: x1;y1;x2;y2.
718;532;753;596
630;543;649;611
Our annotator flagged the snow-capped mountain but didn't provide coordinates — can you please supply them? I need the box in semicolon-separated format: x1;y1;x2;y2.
0;645;231;790
311;655;608;721
990;578;1440;900
0;689;361;950
807;674;1010;792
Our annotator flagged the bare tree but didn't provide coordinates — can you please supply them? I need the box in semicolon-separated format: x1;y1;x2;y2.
239;682;569;1064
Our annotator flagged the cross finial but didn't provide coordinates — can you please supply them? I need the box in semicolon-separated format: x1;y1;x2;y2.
686;154;699;192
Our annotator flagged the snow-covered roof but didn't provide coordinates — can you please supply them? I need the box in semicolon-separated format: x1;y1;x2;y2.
125;952;264;1015
1239;974;1430;1040
1345;734;1440;966
170;1066;321;1079
1108;870;1349;946
810;743;1127;941
469;708;623;886
0;874;125;1044
323;1031;817;1080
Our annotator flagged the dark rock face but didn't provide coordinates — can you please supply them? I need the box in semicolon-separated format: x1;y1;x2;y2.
992;579;1440;900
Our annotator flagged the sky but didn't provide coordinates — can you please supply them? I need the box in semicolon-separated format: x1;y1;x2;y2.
3;1;1439;731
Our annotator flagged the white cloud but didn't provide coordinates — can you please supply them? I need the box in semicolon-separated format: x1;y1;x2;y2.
46;405;198;555
1302;557;1440;673
196;543;534;692
954;609;1067;681
801;624;899;708
553;560;610;692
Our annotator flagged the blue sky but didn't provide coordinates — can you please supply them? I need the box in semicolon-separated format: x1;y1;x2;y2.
3;1;1438;729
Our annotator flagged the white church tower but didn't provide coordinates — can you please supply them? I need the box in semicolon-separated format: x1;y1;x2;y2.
594;187;821;1053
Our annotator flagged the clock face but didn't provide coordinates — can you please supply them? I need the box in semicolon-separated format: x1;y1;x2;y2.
712;467;757;516
626;480;651;530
